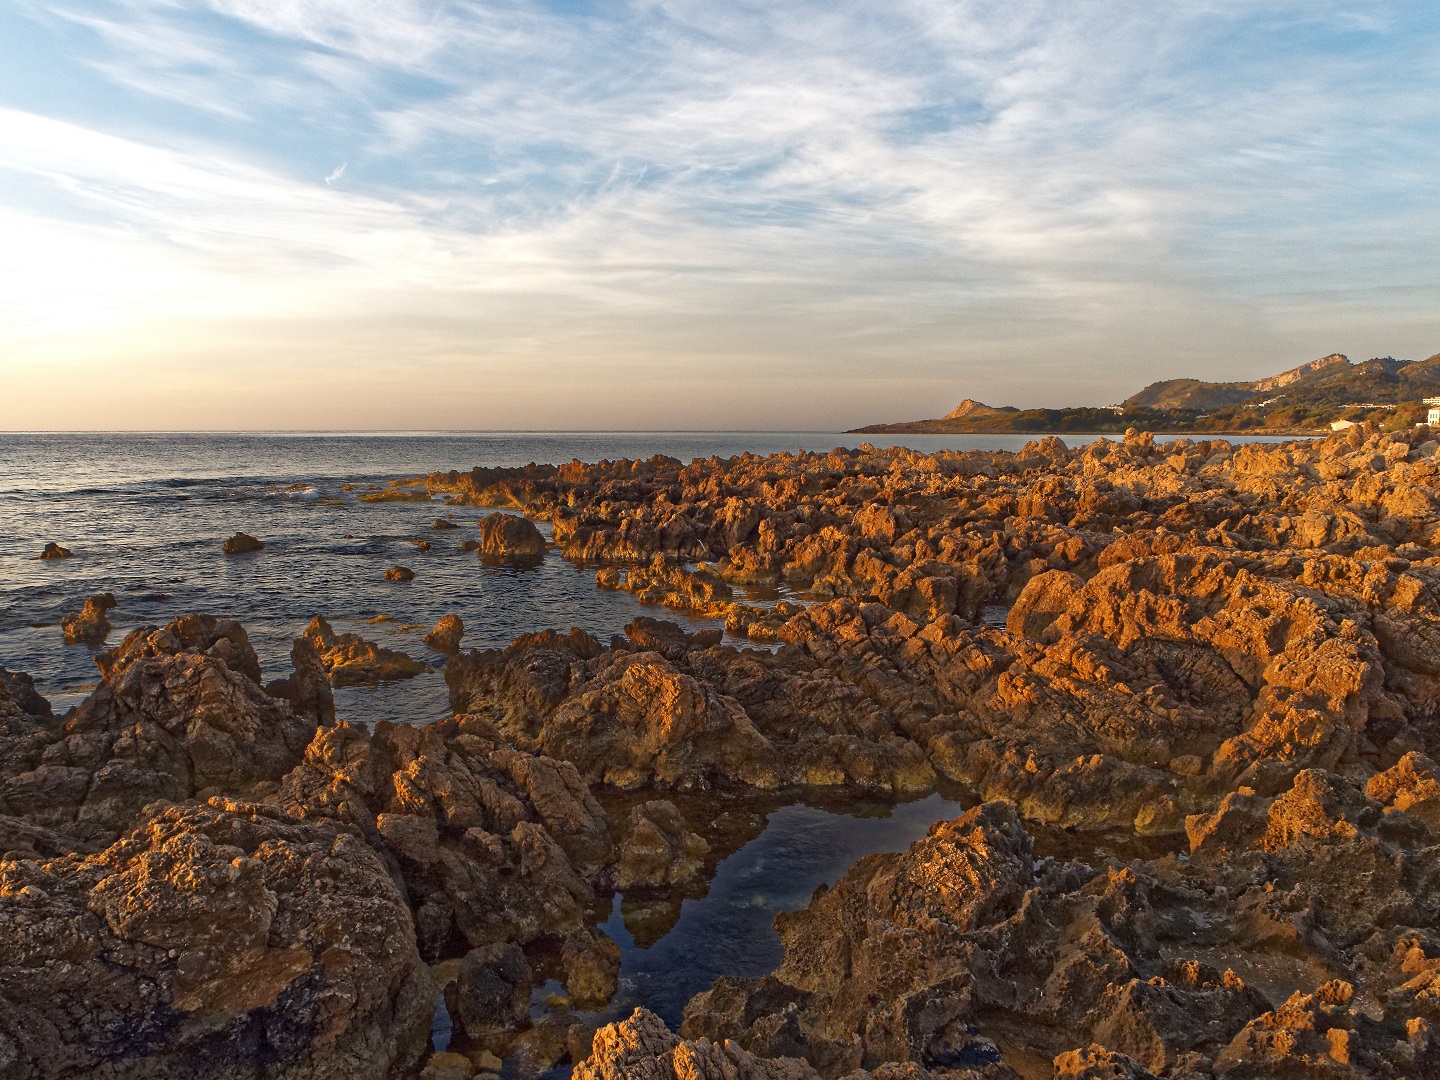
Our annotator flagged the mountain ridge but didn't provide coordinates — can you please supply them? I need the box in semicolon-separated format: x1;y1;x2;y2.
851;352;1440;435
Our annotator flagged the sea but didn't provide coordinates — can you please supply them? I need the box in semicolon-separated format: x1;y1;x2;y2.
0;429;1297;1042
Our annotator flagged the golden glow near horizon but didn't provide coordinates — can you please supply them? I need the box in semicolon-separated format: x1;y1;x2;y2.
2;2;1438;430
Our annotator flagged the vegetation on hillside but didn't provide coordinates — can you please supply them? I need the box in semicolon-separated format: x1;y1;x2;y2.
851;354;1440;434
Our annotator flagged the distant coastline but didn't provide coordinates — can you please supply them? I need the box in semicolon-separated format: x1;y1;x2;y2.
851;351;1440;436
852;425;1325;437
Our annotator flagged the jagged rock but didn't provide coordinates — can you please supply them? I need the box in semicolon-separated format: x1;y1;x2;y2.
624;616;723;652
60;592;115;645
615;799;709;889
446;627;935;795
37;542;71;560
221;531;264;555
478;512;546;561
0;668;51;719
0;799;434;1080
5;615;318;848
432;518;460;530
1053;1045;1159;1079
1366;751;1440;828
303;615;431;686
264;636;337;728
271;713;611;958
424;614;466;653
576;1008;821;1080
98;612;263;684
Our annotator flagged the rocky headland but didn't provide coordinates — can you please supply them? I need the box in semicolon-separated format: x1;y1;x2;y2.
8;423;1440;1078
853;352;1440;436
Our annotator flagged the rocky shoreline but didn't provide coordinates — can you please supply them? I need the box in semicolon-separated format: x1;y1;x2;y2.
7;424;1440;1078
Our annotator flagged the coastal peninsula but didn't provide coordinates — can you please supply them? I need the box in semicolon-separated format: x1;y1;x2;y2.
852;352;1440;436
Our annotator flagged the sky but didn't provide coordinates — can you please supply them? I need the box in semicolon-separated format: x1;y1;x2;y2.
2;1;1438;430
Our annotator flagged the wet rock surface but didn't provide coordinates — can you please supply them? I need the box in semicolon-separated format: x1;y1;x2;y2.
303;614;431;686
477;512;546;562
11;427;1440;1077
222;531;264;555
61;591;115;645
424;614;466;653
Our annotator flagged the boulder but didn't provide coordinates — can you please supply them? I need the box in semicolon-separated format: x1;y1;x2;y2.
477;512;546;561
60;593;115;645
0;799;434;1080
222;532;264;555
37;542;72;560
615;799;709;889
424;614;466;653
385;565;416;582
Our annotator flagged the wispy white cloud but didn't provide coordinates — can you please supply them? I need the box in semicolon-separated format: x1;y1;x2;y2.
1;0;1438;429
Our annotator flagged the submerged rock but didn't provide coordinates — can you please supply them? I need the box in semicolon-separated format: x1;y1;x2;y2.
385;565;416;581
453;942;533;1046
36;542;71;560
432;517;460;530
222;531;264;555
303;615;430;686
60;592;115;645
562;928;622;1009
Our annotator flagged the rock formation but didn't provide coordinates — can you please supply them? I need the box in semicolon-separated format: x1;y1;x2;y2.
60;592;115;645
16;423;1440;1078
7;615;318;850
303;615;431;686
424;614;465;653
37;542;71;559
222;531;264;554
678;779;1440;1077
386;565;417;581
477;512;546;561
0;800;435;1080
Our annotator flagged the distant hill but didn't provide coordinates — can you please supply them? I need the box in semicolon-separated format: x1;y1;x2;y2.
850;352;1440;435
944;398;1017;421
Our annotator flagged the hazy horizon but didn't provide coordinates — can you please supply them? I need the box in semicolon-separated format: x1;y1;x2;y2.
4;2;1438;430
